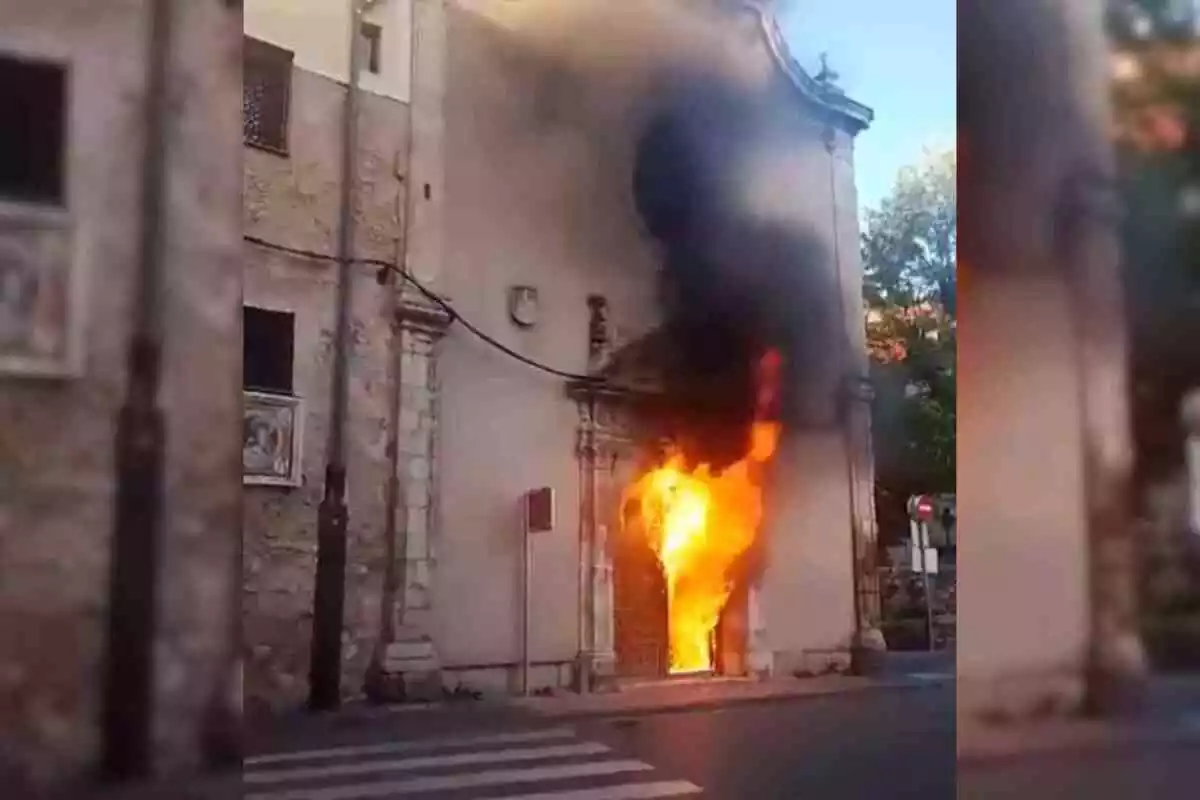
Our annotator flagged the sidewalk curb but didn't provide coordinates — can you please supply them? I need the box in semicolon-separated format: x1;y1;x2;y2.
958;722;1200;767
17;772;243;800
246;675;953;748
513;677;949;723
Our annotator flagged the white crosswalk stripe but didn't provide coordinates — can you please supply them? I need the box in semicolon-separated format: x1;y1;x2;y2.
906;672;954;683
245;726;704;800
246;729;580;767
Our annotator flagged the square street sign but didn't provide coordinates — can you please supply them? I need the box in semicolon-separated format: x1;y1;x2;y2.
911;545;939;575
525;487;555;534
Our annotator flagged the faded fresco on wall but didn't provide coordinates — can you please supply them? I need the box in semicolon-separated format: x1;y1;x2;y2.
0;209;78;377
244;391;304;486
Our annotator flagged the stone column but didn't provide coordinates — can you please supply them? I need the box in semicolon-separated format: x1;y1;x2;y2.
376;291;450;701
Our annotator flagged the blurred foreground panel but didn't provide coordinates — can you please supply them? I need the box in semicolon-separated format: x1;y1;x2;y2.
957;0;1146;746
0;0;242;792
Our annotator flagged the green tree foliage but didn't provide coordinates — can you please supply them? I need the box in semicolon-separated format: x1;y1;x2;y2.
1108;0;1200;666
1107;2;1199;484
861;149;956;547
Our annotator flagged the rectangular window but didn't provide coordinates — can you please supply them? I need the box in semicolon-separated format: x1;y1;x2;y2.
0;53;67;205
243;306;294;394
243;36;292;154
360;22;382;75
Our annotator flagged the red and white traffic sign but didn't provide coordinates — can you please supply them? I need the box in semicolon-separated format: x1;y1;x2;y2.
908;494;935;522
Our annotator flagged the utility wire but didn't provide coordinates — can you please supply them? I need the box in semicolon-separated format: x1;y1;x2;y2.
243;234;608;384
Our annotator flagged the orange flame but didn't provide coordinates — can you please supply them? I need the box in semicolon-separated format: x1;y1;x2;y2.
622;350;782;673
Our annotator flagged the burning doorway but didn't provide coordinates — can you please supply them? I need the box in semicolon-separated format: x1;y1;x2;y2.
598;75;832;680
574;343;769;682
619;350;781;676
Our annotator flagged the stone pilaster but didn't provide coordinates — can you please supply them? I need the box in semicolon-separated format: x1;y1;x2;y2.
746;579;772;676
591;519;617;680
375;291;450;701
591;425;625;682
572;393;639;689
844;374;887;672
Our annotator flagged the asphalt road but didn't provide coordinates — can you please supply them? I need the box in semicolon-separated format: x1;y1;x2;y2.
958;741;1200;800
578;683;955;800
244;680;956;799
956;673;1200;800
244;645;1200;800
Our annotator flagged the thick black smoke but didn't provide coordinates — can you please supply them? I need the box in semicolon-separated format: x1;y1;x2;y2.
633;76;840;468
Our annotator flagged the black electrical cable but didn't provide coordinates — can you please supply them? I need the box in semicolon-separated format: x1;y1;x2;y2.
243;234;606;384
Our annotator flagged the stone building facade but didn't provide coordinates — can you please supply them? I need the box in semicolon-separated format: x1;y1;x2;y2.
242;0;880;711
429;0;880;692
241;0;422;713
0;0;242;789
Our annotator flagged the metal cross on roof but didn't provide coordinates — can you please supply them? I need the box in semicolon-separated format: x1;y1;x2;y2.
816;52;841;87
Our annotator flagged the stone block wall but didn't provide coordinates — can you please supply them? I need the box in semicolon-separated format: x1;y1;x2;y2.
0;0;242;786
242;65;411;714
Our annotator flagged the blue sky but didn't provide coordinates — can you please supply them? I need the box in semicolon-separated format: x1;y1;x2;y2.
779;0;956;217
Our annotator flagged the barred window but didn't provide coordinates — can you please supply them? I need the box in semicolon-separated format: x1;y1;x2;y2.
243;306;294;394
0;53;67;205
243;36;292;154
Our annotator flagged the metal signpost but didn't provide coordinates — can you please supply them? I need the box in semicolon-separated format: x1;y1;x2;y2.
908;495;938;652
522;487;555;696
1184;391;1200;537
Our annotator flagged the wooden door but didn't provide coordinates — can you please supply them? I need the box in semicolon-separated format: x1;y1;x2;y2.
612;495;668;679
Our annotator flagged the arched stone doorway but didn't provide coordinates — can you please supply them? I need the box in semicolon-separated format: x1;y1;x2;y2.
570;372;671;683
569;332;762;683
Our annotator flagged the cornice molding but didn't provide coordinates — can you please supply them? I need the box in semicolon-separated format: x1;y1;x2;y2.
394;288;453;338
740;1;875;135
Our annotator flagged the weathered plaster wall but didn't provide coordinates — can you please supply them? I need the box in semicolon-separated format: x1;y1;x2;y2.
0;0;242;785
242;66;411;713
434;5;663;689
755;125;872;674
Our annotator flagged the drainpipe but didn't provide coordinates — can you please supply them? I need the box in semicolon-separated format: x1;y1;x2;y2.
309;0;368;712
822;126;883;675
100;0;173;781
